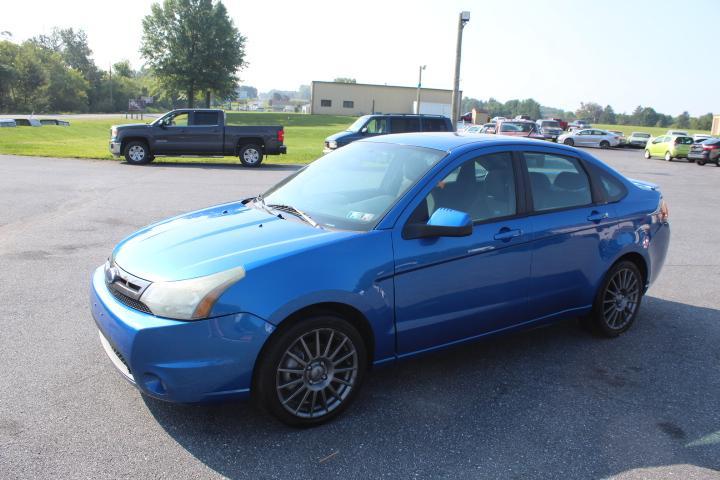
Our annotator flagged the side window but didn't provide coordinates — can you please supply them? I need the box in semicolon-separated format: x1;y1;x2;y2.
169;112;188;126
391;117;421;133
320;99;332;107
422;118;449;131
193;111;220;126
410;152;516;223
596;171;627;203
524;153;592;211
364;118;387;134
342;100;354;108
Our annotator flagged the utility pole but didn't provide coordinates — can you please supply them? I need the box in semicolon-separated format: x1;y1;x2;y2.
109;63;113;112
451;11;470;129
415;65;426;114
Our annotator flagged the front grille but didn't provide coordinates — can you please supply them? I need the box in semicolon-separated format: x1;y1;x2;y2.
110;287;153;314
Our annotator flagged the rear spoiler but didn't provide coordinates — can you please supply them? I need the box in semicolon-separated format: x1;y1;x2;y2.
628;178;659;191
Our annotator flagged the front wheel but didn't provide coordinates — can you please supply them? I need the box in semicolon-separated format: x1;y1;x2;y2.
586;261;643;337
124;141;152;165
563;138;575;146
254;315;367;427
696;160;705;166
664;151;672;161
239;144;264;167
600;140;610;149
644;149;651;159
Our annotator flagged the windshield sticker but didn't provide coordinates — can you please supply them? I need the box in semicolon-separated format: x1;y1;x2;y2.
347;211;375;222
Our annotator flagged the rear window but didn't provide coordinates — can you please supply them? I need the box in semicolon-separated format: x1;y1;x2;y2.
500;122;533;132
633;133;650;138
422;117;449;131
596;170;627;203
675;137;693;145
391;117;421;133
702;138;720;146
540;121;560;128
194;111;220;125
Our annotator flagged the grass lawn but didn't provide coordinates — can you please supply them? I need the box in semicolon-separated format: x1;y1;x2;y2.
0;112;357;165
594;124;711;137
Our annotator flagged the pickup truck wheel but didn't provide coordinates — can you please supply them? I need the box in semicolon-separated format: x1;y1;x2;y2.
124;141;151;165
239;144;263;167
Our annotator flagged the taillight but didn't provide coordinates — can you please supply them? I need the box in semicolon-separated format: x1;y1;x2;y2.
277;129;284;142
703;144;718;150
658;198;669;224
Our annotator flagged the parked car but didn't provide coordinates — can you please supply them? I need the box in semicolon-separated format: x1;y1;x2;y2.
459;112;473;123
481;122;496;133
644;135;693;161
688;138;720;166
692;134;712;143
0;118;17;127
666;130;689;137
490;116;507;123
109;109;286;166
462;125;483;134
323;114;452;154
558;129;620;148
91;133;669;426
496;120;546;140
514;114;533;121
627;132;652;148
14;118;42;127
536;119;564;142
608;130;627;146
551;118;569;130
568;120;592;131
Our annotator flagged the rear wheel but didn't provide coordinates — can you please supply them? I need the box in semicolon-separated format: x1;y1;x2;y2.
563;138;575;146
644;149;651;159
600;140;610;149
254;315;367;427
239;144;263;167
664;151;672;161
587;261;643;337
697;159;705;166
124;141;151;165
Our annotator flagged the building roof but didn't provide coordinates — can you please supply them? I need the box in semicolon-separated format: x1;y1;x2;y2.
312;80;454;94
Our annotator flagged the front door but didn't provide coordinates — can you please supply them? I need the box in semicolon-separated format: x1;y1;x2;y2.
153;111;190;154
393;151;533;355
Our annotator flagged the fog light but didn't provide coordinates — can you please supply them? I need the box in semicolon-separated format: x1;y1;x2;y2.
142;373;167;395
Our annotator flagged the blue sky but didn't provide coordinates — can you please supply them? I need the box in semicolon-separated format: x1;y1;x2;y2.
3;0;719;116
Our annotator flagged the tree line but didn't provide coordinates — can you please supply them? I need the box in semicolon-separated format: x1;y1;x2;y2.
463;97;714;130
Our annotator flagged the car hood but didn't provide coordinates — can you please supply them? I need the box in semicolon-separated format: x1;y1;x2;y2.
325;131;358;143
112;201;351;282
116;123;152;130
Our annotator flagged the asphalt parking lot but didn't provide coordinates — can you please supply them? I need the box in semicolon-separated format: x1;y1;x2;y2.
1;148;719;479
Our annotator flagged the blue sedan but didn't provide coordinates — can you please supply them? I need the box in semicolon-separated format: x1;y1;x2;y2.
91;133;670;426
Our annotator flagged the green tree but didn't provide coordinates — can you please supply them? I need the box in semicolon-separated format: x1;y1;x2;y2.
0;40;19;111
517;98;541;120
691;113;713;131
576;102;603;122
113;60;134;78
675;111;690;129
297;84;310;100
599;105;616;124
141;0;247;108
237;85;258;99
333;77;356;83
14;44;48;111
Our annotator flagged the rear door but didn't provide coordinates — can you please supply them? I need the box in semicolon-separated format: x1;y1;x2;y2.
390;116;421;134
188;111;223;154
521;150;616;320
422;117;450;132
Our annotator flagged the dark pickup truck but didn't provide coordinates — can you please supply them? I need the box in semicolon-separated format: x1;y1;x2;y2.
110;109;286;166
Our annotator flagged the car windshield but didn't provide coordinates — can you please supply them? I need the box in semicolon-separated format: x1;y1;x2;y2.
346;116;371;132
261;141;446;231
633;133;650;138
500;122;533;132
540;121;560;128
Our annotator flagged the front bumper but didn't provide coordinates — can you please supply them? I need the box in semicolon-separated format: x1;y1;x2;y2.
90;266;274;403
109;141;121;156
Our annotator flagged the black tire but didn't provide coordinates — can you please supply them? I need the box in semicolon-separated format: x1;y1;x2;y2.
586;260;643;337
254;314;367;427
124;141;151;165
563;138;575;146
697;160;705;166
600;140;610;149
239;144;264;167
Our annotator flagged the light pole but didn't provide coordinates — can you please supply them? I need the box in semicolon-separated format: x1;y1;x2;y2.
415;65;426;114
451;11;470;129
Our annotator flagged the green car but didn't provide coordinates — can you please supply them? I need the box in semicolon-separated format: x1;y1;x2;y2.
644;135;694;161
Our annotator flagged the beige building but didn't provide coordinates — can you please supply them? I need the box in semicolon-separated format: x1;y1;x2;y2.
712;115;720;136
310;81;457;117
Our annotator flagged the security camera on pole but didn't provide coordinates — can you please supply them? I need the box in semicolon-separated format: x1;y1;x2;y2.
451;11;470;129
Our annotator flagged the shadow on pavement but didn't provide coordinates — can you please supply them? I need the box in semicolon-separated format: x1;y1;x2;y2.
123;161;304;172
143;296;720;478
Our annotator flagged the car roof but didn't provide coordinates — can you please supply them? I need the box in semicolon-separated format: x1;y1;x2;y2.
359;132;578;153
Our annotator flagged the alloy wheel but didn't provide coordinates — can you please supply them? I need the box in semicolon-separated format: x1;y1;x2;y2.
276;328;358;419
601;267;640;331
243;148;260;164
128;145;145;162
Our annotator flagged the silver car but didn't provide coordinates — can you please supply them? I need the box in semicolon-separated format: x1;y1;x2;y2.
558;128;620;149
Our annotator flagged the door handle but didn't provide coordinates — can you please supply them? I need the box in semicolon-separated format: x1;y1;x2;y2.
493;228;522;241
587;211;609;222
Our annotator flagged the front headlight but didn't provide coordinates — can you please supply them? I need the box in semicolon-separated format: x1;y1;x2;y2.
328;140;338;149
140;266;246;320
111;126;118;139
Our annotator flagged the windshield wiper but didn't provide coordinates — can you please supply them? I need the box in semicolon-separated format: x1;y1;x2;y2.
267;203;320;228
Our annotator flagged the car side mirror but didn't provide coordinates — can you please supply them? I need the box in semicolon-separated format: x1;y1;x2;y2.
403;208;472;240
360;127;368;134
